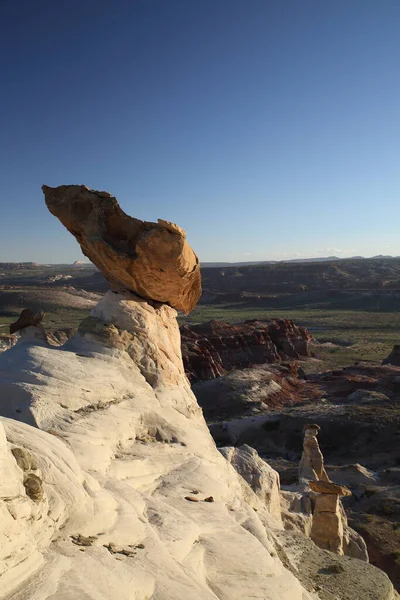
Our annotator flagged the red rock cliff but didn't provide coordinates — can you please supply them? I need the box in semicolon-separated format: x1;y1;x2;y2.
180;319;312;383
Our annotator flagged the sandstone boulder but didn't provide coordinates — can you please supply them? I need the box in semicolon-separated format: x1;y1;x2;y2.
343;524;369;562
0;334;17;353
311;493;344;554
348;389;390;404
42;185;201;313
309;480;351;496
10;310;44;334
298;423;330;484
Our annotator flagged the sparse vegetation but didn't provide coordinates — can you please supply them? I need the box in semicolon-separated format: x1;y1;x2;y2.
180;304;400;370
2;260;400;370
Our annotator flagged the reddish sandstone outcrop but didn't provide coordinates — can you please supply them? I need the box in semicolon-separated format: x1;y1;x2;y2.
42;185;201;313
180;319;312;383
308;363;400;400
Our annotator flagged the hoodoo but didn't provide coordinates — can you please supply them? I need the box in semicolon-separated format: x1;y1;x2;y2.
0;186;395;600
42;184;201;313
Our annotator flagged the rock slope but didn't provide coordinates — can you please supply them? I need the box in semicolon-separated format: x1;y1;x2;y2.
0;292;395;600
0;186;396;599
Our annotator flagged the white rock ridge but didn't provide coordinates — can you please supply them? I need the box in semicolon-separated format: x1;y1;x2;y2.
0;291;396;600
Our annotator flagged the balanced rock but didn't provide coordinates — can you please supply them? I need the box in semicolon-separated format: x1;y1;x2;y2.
42;185;201;313
311;493;344;554
309;480;351;497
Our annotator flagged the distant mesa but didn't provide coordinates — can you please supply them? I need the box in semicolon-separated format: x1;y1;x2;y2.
42;184;202;313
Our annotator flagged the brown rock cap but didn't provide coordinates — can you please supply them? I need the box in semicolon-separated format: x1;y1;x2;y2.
42;185;201;313
309;480;351;497
10;309;45;334
303;423;321;432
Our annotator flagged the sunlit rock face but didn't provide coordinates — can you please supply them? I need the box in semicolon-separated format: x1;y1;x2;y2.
0;188;395;600
42;184;201;313
0;292;393;599
0;290;315;600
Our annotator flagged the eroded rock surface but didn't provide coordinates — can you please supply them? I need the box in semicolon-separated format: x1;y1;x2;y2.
309;480;352;496
42;184;201;313
310;493;345;554
0;291;395;599
219;444;282;521
181;319;312;383
299;424;330;485
0;190;396;599
193;363;319;422
0;334;17;353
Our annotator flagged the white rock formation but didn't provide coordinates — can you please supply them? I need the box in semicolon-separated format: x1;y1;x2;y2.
0;334;17;353
0;291;395;599
219;444;282;522
299;424;330;485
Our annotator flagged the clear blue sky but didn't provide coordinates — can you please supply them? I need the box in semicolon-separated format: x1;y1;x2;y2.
1;0;399;263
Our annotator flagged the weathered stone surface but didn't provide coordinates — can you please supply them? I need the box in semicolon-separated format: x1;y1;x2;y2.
309;480;351;496
299;424;330;484
181;319;312;383
309;362;400;401
280;490;314;536
314;492;340;512
311;496;344;554
343;523;369;562
219;444;282;521
0;334;17;353
348;389;390;404
23;473;44;502
281;488;369;562
10;310;45;334
296;424;354;558
193;364;319;423
0;422;25;498
42;184;201;313
0;289;395;599
11;447;37;471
